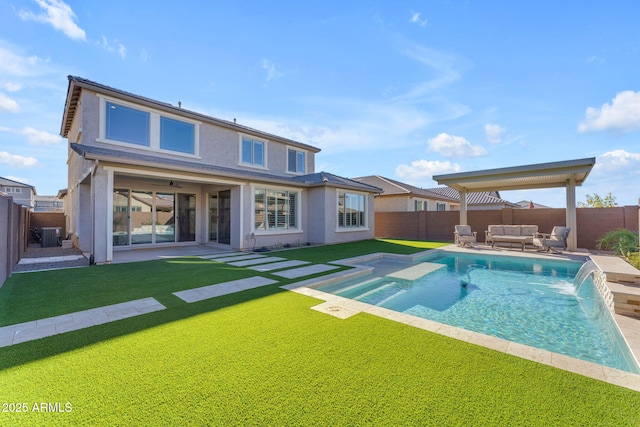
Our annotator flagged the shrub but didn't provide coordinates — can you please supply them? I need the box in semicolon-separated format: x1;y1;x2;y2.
596;229;639;257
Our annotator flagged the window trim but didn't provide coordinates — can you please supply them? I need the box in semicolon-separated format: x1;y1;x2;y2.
238;135;268;170
97;95;201;158
251;184;302;235
286;146;306;175
336;190;369;232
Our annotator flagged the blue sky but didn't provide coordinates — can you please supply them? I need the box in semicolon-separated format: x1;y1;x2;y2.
1;0;639;207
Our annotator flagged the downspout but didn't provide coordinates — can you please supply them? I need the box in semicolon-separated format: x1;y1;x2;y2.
89;159;99;265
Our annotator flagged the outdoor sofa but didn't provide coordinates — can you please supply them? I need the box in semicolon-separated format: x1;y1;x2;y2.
485;224;539;251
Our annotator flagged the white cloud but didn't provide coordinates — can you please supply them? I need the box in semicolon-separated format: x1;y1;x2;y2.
96;36;127;59
427;133;487;158
19;0;86;41
2;82;22;92
0;126;61;145
395;159;461;181
0;93;20;112
21;127;61;145
484;123;505;143
0;151;39;167
261;59;283;82
596;149;640;171
409;11;427;27
0;42;46;77
578;90;640;133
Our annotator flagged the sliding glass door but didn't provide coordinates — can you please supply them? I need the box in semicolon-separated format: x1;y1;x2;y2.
156;193;175;243
112;189;194;246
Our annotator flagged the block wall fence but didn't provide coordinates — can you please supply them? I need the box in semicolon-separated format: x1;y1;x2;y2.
375;206;639;250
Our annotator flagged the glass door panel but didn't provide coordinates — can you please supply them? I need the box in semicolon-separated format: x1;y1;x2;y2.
156;193;175;243
218;190;231;244
113;189;129;246
130;190;153;244
209;193;218;242
178;193;196;242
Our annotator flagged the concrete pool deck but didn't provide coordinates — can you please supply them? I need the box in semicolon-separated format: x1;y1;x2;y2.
281;244;640;392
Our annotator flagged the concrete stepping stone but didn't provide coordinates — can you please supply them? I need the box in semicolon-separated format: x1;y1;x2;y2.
272;264;340;279
173;277;278;303
210;254;266;263
249;260;310;272
228;256;286;267
0;297;166;348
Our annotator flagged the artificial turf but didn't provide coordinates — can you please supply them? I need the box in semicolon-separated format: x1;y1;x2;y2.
1;239;638;425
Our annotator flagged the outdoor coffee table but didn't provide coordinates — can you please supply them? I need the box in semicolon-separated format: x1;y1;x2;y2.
490;235;527;251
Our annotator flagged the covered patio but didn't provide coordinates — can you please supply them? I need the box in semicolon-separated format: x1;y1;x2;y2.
433;157;596;251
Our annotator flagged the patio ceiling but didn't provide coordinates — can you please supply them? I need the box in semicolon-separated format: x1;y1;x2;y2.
432;157;596;193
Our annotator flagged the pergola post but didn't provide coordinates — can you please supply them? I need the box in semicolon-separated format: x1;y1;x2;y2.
459;190;468;225
565;176;577;251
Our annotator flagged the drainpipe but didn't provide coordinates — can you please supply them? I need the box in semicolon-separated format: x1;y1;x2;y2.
89;159;99;265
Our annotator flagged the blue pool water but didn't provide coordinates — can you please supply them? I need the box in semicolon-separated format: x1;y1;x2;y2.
317;251;640;373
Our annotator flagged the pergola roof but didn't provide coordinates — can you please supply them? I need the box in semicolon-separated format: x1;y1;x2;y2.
432;157;596;193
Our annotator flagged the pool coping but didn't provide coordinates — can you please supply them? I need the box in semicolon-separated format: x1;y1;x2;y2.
280;245;640;392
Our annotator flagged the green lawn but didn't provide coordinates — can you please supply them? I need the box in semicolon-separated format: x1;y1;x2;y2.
1;239;638;426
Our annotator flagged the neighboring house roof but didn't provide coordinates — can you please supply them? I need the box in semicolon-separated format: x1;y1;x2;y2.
352;175;517;207
69;143;381;193
353;175;455;202
0;176;36;193
426;186;519;207
515;200;553;209
61;76;320;154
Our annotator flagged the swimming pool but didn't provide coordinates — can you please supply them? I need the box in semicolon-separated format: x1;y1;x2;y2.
316;251;640;374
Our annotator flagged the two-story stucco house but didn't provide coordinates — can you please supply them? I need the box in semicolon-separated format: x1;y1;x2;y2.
60;76;380;264
0;176;36;209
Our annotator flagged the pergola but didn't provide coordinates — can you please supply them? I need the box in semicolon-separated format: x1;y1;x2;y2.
433;157;596;251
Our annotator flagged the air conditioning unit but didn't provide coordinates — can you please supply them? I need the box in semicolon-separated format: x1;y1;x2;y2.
41;227;61;248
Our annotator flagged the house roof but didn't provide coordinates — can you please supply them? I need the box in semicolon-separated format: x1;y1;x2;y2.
60;76;320;154
291;172;382;192
353;176;455;201
433;157;596;192
353;175;517;207
0;176;36;193
70;143;380;193
515;200;553;209
425;186;519;207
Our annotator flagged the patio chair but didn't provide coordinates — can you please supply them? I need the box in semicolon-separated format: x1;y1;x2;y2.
454;225;477;247
532;226;571;253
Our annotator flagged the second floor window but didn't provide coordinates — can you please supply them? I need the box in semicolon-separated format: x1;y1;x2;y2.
161;117;194;154
106;102;150;146
241;138;265;167
287;148;305;174
103;99;198;155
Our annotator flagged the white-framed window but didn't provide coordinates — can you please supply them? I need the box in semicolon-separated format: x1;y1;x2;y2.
253;187;299;232
287;147;305;174
241;137;266;168
338;191;367;228
415;200;427;211
2;187;22;193
99;96;199;156
160;116;195;154
106;101;150;146
437;202;446;211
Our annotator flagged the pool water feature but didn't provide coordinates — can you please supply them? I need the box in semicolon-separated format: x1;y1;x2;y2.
316;251;640;374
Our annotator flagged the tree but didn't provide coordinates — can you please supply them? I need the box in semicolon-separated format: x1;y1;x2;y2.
577;192;618;208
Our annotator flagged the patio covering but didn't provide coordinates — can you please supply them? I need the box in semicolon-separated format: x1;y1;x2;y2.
433;157;596;251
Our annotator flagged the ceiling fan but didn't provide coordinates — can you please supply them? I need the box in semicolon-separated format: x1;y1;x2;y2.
153;180;183;188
